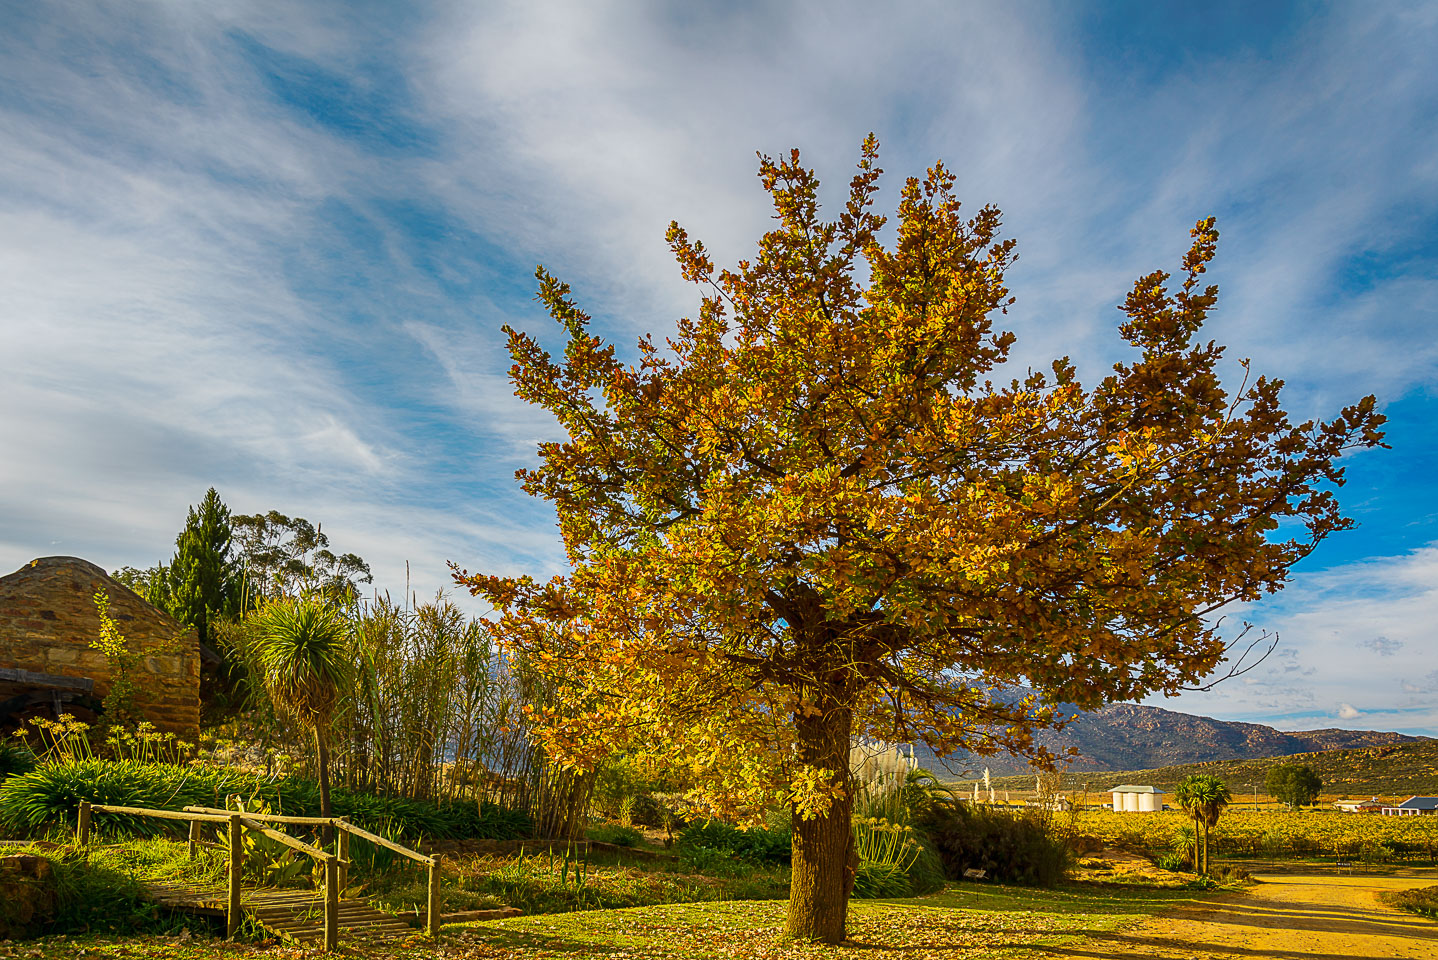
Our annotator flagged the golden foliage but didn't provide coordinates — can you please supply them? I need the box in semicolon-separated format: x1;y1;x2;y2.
456;137;1385;827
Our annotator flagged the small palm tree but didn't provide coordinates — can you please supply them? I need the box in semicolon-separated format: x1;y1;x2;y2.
1174;774;1232;875
249;598;353;828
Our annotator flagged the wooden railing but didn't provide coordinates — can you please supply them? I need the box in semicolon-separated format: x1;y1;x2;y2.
75;800;444;950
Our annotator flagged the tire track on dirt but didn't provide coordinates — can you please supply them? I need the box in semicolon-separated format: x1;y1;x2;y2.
1023;870;1438;960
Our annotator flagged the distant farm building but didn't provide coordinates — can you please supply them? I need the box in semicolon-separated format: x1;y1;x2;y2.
1381;796;1438;816
0;557;202;738
1110;784;1165;812
1332;797;1386;813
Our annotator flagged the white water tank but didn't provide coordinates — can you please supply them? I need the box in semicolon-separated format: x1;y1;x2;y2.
1110;785;1164;812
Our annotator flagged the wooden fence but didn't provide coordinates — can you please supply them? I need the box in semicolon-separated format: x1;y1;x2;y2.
76;800;443;950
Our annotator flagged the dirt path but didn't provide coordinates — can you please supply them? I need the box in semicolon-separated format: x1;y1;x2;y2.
1033;870;1438;960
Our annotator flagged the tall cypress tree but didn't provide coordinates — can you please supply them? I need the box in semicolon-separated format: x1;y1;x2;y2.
145;562;173;612
167;488;237;645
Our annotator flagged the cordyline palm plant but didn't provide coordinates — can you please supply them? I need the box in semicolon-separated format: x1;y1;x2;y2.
248;598;353;831
1174;774;1231;875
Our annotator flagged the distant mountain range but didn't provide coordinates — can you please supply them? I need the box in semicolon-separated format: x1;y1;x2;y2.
913;701;1430;779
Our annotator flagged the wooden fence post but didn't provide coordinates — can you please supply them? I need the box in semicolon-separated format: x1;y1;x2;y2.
227;814;242;939
77;801;91;849
187;818;199;859
336;822;349;892
324;856;339;951
427;853;442;938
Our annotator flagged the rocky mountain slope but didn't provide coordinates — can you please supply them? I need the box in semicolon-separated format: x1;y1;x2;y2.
916;700;1428;778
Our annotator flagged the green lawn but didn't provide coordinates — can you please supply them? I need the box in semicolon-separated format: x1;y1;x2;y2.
0;882;1223;959
452;883;1218;959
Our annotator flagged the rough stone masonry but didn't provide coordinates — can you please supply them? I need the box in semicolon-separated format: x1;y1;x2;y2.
0;556;200;737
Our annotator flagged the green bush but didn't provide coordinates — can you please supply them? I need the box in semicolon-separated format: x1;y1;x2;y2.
589;823;643;847
903;840;947;895
0;760;250;835
458;852;786;915
852;860;911;898
0;759;532;843
1382;884;1438;921
0;742;36;779
919;802;1070;887
677;843;739;875
677;820;791;865
30;845;215;936
623;793;667;828
270;778;532;841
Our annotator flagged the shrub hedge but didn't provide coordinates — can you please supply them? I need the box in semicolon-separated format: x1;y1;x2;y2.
0;759;531;842
919;802;1070;887
677;820;791;865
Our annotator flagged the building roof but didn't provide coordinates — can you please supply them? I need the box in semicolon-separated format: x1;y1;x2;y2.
1110;784;1164;794
1394;796;1438;810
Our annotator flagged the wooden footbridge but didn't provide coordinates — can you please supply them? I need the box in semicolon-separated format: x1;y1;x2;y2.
77;800;444;949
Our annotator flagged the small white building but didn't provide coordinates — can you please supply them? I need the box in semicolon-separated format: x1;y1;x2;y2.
1110;784;1165;812
1332;797;1385;814
1381;796;1438;816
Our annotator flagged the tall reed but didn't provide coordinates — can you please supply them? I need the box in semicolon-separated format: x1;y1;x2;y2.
216;592;590;838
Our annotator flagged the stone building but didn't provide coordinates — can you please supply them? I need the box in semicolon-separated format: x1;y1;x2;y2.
0;556;201;737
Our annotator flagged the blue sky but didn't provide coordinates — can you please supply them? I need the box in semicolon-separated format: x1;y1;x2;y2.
1;1;1435;735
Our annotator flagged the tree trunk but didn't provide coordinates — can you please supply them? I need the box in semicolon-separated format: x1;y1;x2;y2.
785;701;857;944
315;727;334;844
1201;820;1209;876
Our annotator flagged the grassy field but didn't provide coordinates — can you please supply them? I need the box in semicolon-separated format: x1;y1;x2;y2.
975;738;1438;800
0;881;1218;959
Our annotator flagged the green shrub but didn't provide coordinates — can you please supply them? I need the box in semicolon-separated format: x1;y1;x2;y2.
589;823;643;847
677;843;739;875
677;820;791;865
0;760;249;835
0;742;36;779
270;778;531;841
1382;884;1438;920
624;793;667;828
852;860;912;898
0;759;532;844
904;840;947;895
920;802;1070;887
1213;864;1251;883
36;845;215;936
456;852;786;915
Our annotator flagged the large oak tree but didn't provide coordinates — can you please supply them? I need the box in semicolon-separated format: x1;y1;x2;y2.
458;138;1384;942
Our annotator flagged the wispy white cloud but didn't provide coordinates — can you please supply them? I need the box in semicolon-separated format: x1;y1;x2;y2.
415;0;1087;336
1155;544;1438;735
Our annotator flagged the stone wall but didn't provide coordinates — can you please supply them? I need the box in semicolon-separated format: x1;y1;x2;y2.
0;556;200;738
0;853;56;939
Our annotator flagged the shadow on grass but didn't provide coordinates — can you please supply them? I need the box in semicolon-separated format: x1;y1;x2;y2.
879;881;1223;917
1020;930;1425;960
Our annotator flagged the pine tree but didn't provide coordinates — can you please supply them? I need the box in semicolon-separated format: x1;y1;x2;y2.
167;488;237;645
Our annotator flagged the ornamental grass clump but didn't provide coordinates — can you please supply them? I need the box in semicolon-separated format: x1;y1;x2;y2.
0;759;251;835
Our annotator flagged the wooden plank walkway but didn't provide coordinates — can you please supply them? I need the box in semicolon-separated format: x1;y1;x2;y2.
146;882;418;943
